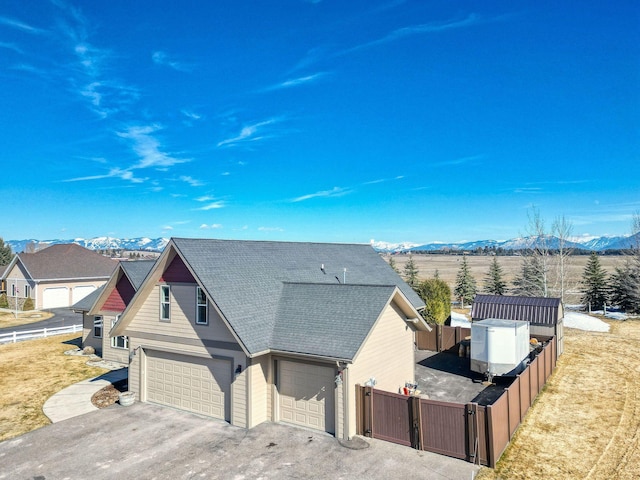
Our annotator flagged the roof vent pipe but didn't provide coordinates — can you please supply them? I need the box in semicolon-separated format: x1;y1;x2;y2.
343;268;347;284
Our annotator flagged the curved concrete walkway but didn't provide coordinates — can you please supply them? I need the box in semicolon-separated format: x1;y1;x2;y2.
43;368;128;423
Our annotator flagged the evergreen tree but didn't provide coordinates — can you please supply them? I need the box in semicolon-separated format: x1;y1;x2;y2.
0;238;13;266
416;278;451;325
484;257;507;295
610;213;640;313
609;258;640;313
580;252;609;311
403;255;419;288
512;255;545;297
454;256;476;306
388;256;399;274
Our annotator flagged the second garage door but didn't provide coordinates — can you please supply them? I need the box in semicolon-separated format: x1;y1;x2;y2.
146;351;231;421
278;360;335;434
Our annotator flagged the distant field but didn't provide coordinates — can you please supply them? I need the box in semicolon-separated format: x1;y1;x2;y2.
386;254;626;304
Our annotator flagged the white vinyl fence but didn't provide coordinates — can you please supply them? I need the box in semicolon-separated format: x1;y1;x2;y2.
0;324;83;344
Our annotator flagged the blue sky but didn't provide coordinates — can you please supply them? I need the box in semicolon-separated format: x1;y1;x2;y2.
1;1;638;244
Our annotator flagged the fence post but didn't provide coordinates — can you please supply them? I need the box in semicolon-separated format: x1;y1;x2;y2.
363;386;373;437
410;396;422;450
43;328;47;338
467;403;479;464
13;331;17;343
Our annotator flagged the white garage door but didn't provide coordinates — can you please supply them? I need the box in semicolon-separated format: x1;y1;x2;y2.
146;351;231;421
278;360;335;434
72;285;96;304
42;287;69;309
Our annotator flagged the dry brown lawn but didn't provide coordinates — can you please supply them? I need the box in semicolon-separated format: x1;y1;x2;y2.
0;310;54;329
476;319;640;480
0;334;107;442
388;254;625;304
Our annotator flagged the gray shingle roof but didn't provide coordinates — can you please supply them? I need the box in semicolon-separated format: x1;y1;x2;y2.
171;238;424;357
121;260;155;289
472;294;563;325
271;283;397;361
14;243;116;280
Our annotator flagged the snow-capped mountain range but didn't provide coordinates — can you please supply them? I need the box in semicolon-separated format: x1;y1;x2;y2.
7;237;170;254
5;233;638;255
370;232;639;253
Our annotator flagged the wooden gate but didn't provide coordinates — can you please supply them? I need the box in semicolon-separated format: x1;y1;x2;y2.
419;399;468;459
360;387;413;447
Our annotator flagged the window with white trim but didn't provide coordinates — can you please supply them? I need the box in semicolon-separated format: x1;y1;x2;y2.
93;316;103;338
11;284;16;296
160;285;170;321
111;316;128;349
196;286;208;325
24;285;30;298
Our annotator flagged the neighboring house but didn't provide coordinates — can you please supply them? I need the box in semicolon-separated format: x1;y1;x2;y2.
471;294;564;356
111;238;429;440
1;243;117;310
73;260;154;364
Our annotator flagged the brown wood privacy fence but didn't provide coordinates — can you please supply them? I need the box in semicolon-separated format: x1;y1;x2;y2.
416;325;471;352
356;337;557;468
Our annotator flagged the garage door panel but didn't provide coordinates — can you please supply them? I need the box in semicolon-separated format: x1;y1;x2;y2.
72;285;96;304
278;360;335;434
146;351;231;421
43;287;69;309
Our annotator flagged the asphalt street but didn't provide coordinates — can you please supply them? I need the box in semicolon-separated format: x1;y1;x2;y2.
0;307;83;335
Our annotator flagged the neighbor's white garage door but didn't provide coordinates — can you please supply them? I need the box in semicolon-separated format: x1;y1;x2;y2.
146;351;231;421
278;360;335;434
42;287;69;309
72;285;96;304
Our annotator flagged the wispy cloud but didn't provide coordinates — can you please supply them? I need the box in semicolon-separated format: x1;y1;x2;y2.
197;201;226;211
0;42;23;54
194;195;226;210
181;109;202;120
200;223;223;229
0;16;46;35
152;51;190;72
63;167;146;184
362;175;405;185
216;117;284;148
49;3;140;119
342;13;488;55
258;226;284;232
117;125;189;169
179;175;204;187
10;63;49;77
291;186;352;202
431;154;484;167
513;187;543;194
263;72;327;91
291;175;403;202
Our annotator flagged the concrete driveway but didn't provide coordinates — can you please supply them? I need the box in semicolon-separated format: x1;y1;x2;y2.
0;403;479;480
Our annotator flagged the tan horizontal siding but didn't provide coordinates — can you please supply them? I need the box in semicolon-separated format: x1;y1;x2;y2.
248;356;269;427
126;284;236;343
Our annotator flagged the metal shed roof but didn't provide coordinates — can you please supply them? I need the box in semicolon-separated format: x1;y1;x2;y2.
471;294;563;325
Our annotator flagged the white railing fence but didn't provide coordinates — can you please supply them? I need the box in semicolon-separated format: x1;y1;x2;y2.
0;324;83;344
